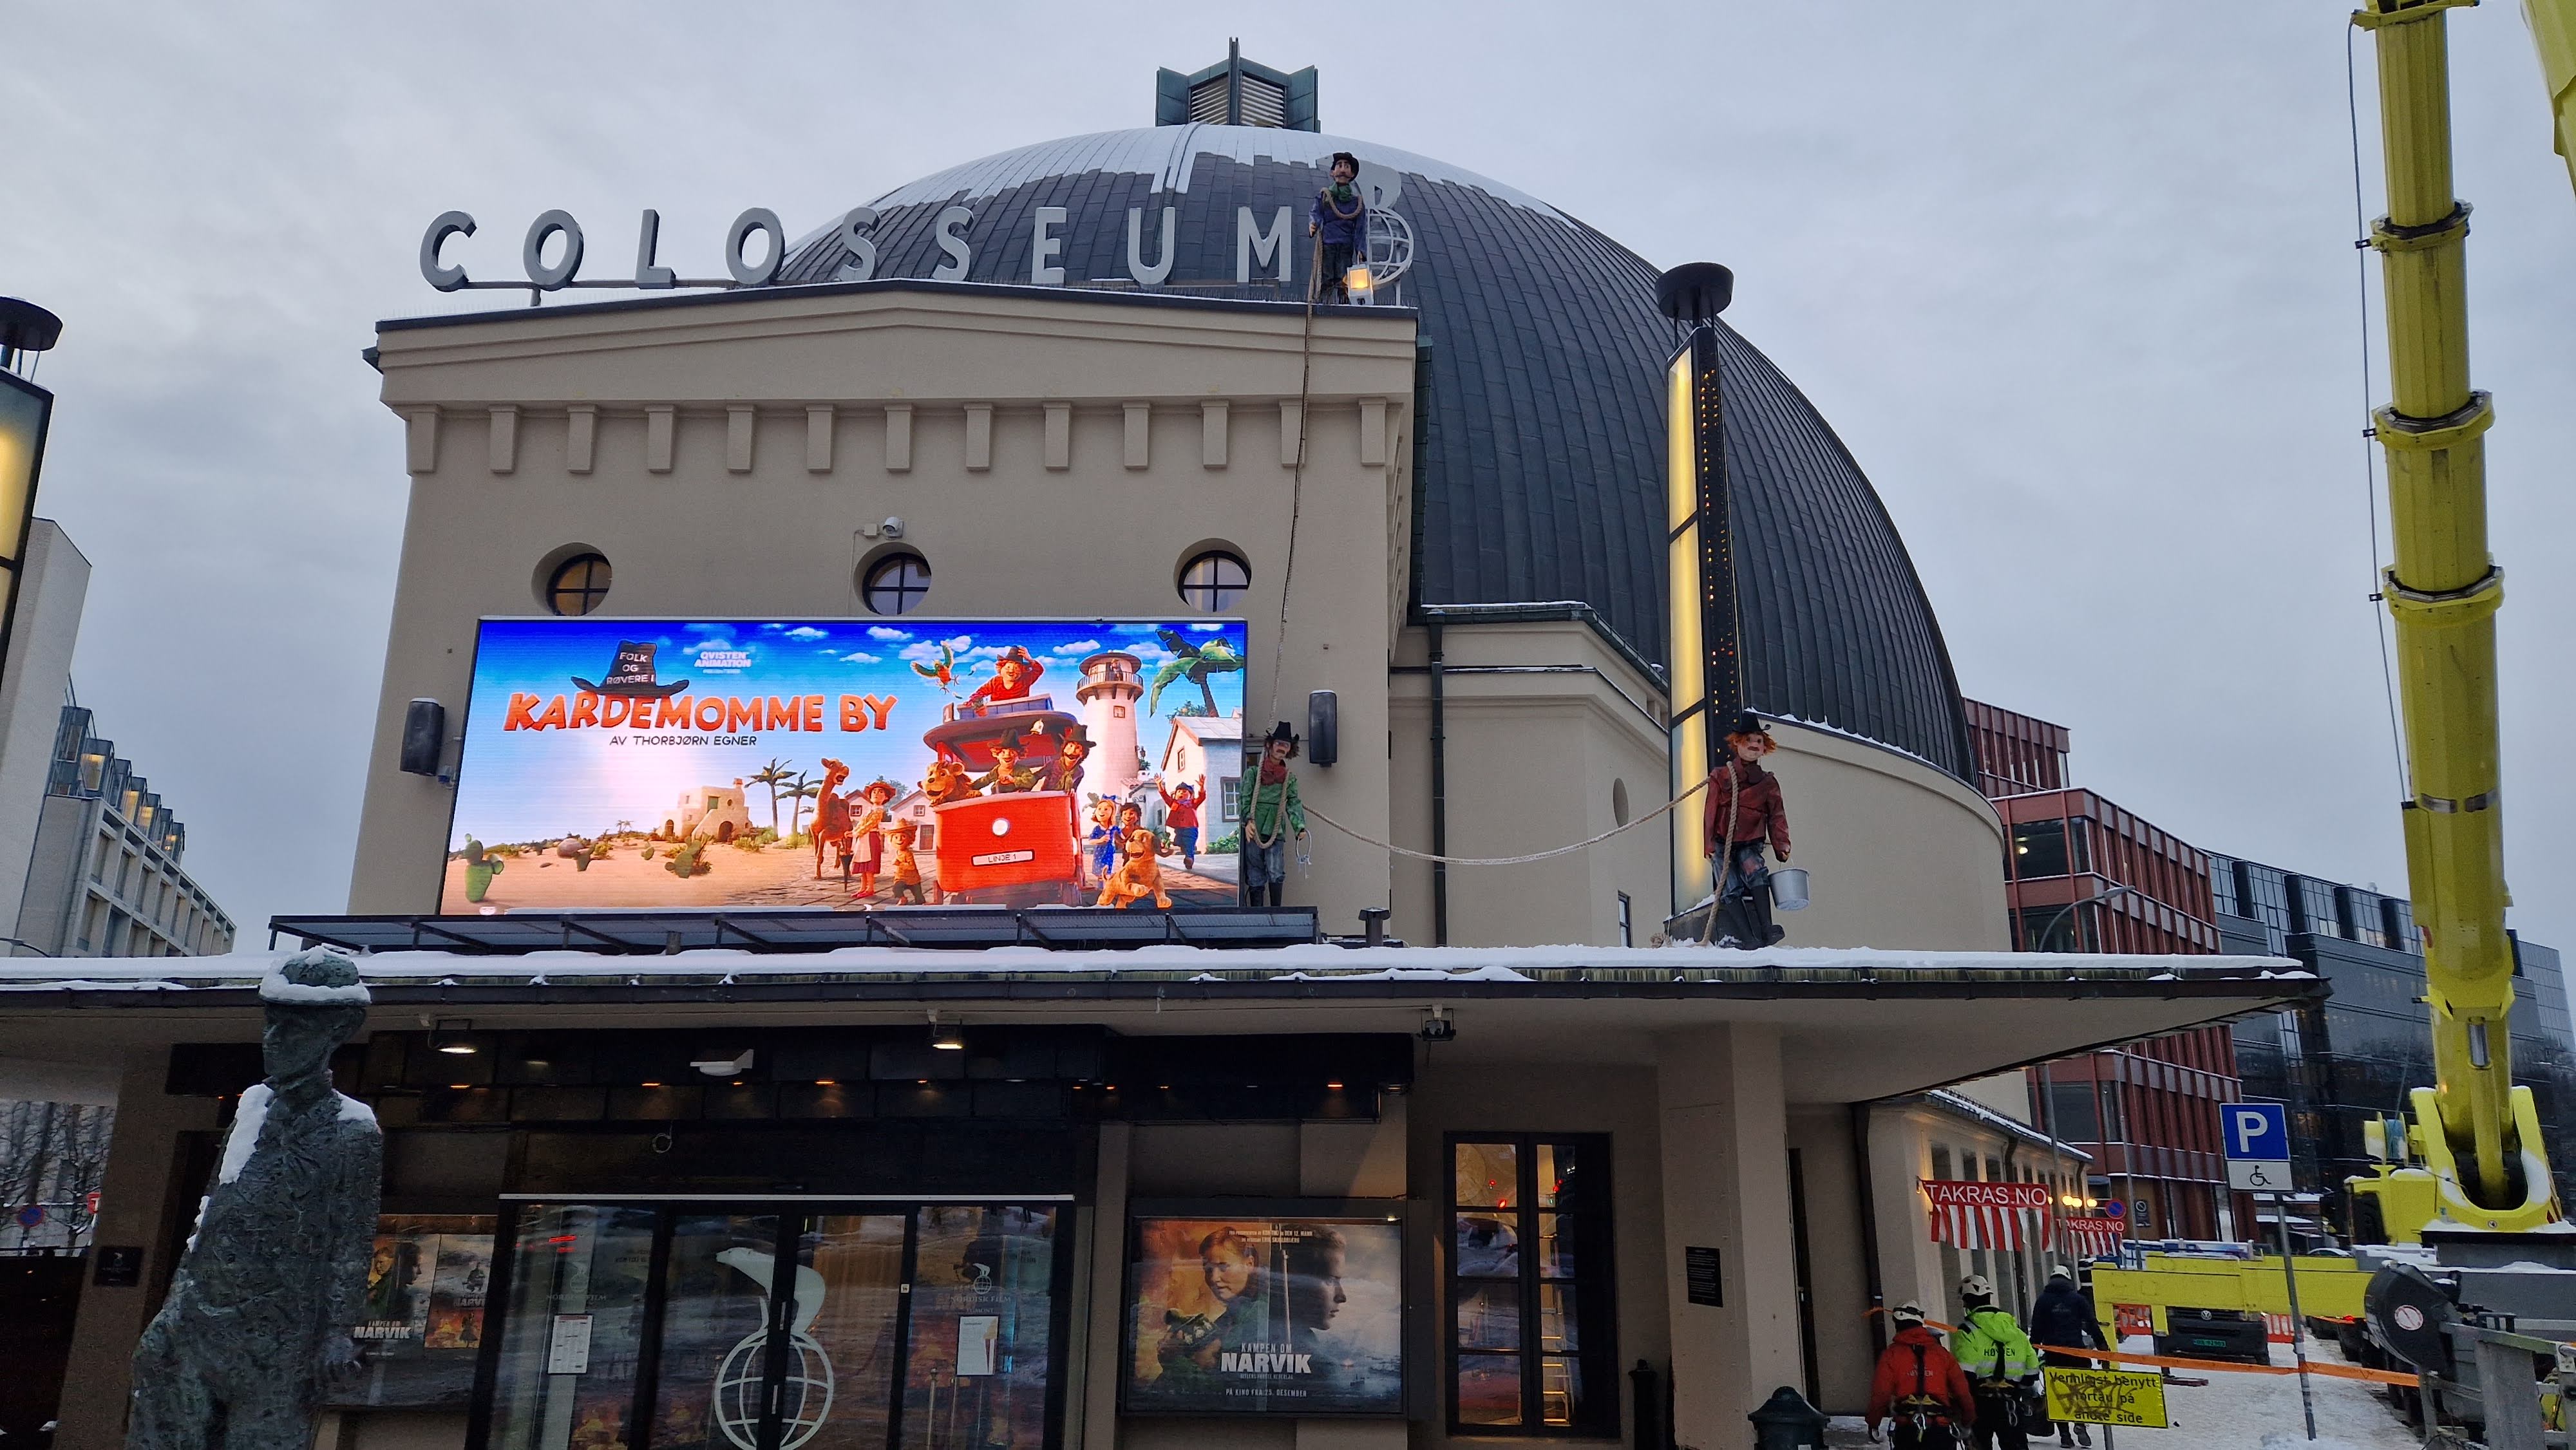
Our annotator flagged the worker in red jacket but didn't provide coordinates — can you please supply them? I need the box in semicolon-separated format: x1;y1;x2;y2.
1869;1301;1977;1447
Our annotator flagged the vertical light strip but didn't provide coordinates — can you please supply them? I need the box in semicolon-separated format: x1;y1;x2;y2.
1666;344;1710;915
0;377;54;696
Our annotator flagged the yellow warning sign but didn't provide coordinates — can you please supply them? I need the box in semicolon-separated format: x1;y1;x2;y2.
2045;1367;2168;1429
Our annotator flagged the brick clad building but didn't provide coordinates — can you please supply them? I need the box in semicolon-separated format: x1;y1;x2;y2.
1969;699;2246;1240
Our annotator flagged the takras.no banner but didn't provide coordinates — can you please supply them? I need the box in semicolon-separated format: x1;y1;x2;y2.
1124;1216;1403;1415
446;616;1247;912
1919;1180;2054;1211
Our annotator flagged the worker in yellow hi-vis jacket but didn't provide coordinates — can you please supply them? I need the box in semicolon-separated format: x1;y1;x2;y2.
1951;1276;2040;1450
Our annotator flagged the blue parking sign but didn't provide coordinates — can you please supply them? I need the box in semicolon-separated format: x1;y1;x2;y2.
2223;1102;2293;1192
2224;1103;2289;1160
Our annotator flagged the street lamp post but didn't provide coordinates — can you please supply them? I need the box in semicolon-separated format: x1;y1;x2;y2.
0;298;65;699
2029;881;2153;1251
2032;881;2147;954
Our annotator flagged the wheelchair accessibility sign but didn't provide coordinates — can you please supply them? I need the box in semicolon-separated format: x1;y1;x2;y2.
2224;1102;2293;1192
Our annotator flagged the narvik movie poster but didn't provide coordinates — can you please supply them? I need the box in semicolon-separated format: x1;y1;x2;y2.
444;616;1247;912
1123;1216;1403;1416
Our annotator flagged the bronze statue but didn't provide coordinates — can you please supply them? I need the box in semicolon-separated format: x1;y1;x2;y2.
129;949;381;1450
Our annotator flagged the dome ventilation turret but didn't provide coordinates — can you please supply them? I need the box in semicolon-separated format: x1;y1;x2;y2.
1156;39;1318;131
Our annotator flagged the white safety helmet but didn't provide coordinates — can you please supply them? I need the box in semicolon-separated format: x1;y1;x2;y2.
1959;1274;1995;1300
2047;1263;2075;1283
1891;1300;1927;1326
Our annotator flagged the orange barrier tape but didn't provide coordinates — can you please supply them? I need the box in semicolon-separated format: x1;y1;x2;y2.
1862;1308;2422;1388
2034;1343;2422;1388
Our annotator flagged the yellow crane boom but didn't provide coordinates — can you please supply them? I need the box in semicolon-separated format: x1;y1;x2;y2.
2345;0;2563;1237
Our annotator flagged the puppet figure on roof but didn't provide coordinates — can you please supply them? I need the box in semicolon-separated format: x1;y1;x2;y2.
1308;151;1368;303
1703;710;1791;948
1239;722;1307;909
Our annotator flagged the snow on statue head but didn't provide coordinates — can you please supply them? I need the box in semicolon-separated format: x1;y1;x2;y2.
257;948;372;1084
128;947;382;1450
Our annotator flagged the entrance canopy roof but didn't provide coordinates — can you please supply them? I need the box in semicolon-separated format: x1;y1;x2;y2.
0;943;2315;1108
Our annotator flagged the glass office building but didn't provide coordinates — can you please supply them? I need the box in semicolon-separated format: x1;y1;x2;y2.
2215;853;2576;1235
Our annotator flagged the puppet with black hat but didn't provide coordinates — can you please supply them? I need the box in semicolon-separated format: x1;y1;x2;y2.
1240;721;1307;909
1703;710;1791;948
1307;151;1367;303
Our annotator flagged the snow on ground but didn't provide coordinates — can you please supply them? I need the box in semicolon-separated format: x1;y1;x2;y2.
1824;1334;2417;1450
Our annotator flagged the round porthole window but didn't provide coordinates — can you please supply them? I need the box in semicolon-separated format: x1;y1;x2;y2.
544;551;612;616
1178;550;1250;612
861;552;932;616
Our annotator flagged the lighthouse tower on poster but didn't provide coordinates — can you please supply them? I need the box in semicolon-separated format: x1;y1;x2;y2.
1077;651;1145;803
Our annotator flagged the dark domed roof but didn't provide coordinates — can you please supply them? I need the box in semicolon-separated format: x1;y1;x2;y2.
779;126;1973;780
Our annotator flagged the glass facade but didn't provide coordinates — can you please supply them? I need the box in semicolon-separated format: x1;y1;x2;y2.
2234;860;2293;956
2218;858;2576;1234
2010;819;2077;880
478;1201;1064;1450
2208;857;2241;920
2293;877;2343;941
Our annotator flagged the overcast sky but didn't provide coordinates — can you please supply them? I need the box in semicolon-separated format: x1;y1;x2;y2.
3;3;2570;966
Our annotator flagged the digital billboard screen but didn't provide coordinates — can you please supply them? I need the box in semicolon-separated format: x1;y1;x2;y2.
445;616;1248;912
1123;1212;1403;1415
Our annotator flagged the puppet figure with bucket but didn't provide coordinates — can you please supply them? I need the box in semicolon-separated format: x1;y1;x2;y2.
1702;711;1809;946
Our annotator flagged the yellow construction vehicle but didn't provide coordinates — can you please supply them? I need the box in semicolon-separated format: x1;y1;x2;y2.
2342;0;2575;1241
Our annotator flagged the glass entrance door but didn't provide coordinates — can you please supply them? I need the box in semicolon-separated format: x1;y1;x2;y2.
647;1214;784;1450
476;1204;1063;1450
485;1205;658;1450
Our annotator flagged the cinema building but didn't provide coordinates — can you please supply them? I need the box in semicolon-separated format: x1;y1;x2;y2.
10;53;2312;1450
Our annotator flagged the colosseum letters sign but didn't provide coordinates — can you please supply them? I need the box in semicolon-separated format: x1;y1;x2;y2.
421;182;1404;294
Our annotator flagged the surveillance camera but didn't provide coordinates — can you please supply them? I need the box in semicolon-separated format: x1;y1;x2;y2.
1419;1006;1455;1043
882;516;905;539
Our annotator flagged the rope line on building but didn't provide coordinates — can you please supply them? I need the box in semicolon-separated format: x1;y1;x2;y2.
1261;243;1323;731
1302;775;1710;867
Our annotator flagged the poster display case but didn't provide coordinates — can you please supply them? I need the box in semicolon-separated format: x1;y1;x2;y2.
1121;1201;1405;1417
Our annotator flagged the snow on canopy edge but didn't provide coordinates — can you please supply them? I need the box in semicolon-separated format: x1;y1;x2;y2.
0;941;2313;989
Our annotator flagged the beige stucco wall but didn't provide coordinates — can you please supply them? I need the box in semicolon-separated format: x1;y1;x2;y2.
1386;617;2009;952
1752;722;2011;952
357;286;1417;932
1387;617;1669;949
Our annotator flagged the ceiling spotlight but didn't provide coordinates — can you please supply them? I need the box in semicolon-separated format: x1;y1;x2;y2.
930;1010;965;1052
431;1019;478;1055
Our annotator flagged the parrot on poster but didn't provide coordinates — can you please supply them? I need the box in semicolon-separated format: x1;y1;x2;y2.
909;642;963;696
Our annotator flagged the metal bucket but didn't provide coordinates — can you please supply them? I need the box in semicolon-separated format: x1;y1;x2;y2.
1768;866;1811;911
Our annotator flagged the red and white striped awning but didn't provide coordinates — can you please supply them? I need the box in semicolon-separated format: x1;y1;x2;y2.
2057;1215;2126;1258
1920;1179;2054;1250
